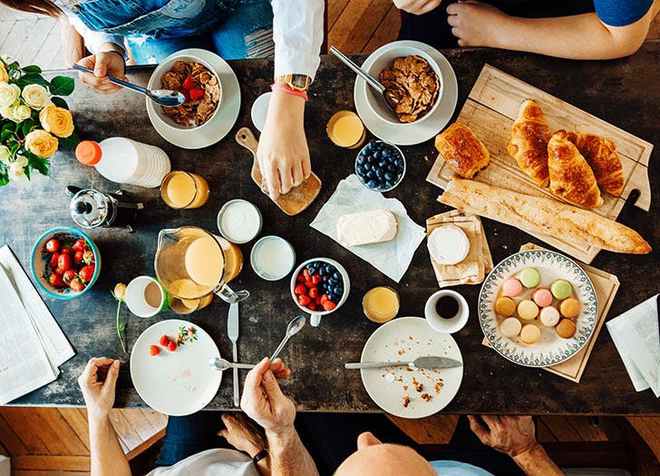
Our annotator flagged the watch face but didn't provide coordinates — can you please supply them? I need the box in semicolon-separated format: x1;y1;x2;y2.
290;75;310;90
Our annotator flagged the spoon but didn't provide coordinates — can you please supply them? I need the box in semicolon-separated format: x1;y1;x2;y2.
209;357;256;372
344;356;463;370
271;315;306;360
72;64;186;107
329;46;398;112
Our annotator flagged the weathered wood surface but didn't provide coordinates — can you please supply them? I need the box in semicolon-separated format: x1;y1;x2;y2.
0;45;658;414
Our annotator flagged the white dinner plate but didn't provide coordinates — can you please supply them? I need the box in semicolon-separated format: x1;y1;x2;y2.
353;41;458;146
146;48;241;149
360;317;463;419
479;250;598;367
130;319;222;416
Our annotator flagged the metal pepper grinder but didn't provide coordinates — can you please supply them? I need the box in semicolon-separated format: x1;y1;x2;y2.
67;185;144;232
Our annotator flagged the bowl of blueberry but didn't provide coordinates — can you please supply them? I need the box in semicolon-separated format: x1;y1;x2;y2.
290;257;351;327
355;140;406;192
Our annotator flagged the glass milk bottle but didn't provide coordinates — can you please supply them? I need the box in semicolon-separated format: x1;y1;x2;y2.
75;138;171;188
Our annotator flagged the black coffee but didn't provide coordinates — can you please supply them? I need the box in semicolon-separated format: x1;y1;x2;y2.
435;295;459;319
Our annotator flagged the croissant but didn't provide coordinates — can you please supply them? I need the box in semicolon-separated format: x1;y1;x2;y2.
564;132;624;197
507;99;551;187
435;122;490;178
548;131;603;209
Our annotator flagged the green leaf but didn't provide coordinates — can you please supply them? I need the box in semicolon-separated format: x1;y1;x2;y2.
0;128;13;142
26;152;49;176
49;76;75;96
16;73;49;89
59;131;79;150
21;119;34;138
51;97;69;109
21;65;41;74
0;171;9;187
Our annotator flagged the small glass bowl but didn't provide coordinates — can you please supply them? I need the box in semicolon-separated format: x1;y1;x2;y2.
354;140;406;192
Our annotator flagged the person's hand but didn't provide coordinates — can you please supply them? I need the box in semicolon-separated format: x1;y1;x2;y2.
78;357;120;422
468;415;538;457
257;91;311;200
76;47;126;94
447;1;510;47
393;0;442;14
219;414;268;458
241;357;295;435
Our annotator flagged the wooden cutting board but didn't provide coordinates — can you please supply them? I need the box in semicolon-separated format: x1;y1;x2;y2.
235;127;321;216
426;64;653;263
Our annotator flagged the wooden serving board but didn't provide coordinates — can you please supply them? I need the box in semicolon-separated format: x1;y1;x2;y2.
235;127;321;216
427;65;653;263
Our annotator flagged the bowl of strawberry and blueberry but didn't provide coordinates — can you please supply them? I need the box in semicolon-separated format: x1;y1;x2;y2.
290;258;350;327
30;226;101;300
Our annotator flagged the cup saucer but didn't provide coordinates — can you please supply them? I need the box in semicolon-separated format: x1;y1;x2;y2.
353;40;458;146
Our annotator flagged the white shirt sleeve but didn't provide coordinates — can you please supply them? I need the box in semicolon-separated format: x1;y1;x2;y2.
66;14;125;55
271;0;324;81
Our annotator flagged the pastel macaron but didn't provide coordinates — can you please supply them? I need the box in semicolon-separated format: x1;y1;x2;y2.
520;324;541;344
495;297;516;317
560;298;581;318
540;306;560;327
533;288;553;307
517;299;539;320
519;267;541;288
500;317;522;338
502;278;523;297
556;319;577;338
551;279;573;300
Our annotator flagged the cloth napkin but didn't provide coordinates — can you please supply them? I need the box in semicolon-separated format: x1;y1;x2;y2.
310;175;426;283
606;294;659;397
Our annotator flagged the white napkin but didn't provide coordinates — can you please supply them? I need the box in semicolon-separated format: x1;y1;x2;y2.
606;294;659;397
310;175;426;282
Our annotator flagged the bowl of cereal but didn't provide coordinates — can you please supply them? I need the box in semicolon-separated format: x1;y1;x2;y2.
361;44;442;126
148;54;222;131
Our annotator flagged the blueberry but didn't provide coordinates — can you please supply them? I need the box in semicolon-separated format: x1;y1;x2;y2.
384;172;393;181
366;155;374;163
375;169;383;179
366;170;375;179
367;180;378;189
363;163;371;171
308;267;316;275
319;268;326;276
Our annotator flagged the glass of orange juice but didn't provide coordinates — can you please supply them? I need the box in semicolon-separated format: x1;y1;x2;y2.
160;171;210;209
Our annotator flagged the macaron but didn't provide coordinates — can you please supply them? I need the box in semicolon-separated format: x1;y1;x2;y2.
502;278;523;297
495;297;516;317
556;319;577;338
551;279;573;300
517;299;539;320
533;288;553;307
540;306;560;327
519;267;541;288
520;324;541;345
560;298;581;318
500;317;522;338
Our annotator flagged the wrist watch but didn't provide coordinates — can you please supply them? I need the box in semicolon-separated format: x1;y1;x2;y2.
276;74;312;92
252;449;269;464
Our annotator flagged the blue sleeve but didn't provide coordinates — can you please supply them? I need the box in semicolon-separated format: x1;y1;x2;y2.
594;0;653;27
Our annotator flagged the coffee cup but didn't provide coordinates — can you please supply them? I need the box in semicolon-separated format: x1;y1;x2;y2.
424;289;469;333
125;276;169;318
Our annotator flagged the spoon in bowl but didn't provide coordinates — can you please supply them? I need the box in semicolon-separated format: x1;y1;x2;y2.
72;64;186;107
271;315;306;361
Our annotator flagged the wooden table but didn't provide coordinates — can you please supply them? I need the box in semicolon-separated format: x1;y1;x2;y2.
1;44;658;415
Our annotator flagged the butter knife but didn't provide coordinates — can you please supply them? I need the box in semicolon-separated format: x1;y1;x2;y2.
228;303;240;407
345;356;462;370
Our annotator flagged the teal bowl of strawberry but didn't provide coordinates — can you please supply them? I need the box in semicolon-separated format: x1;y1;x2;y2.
30;226;101;301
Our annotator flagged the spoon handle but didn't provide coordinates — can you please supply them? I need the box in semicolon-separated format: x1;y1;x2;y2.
270;336;290;361
232;363;256;370
329;46;385;94
72;64;149;96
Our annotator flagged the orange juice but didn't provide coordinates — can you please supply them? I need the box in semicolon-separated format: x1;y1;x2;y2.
327;111;365;149
185;235;225;287
161;171;209;209
363;287;400;323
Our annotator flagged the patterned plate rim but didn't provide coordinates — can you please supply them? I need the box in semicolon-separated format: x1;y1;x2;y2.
478;250;598;368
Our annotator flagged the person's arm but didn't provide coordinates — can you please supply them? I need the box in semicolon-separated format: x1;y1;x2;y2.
78;358;132;476
447;0;659;60
58;16;86;65
467;415;563;476
256;0;323;200
241;358;319;476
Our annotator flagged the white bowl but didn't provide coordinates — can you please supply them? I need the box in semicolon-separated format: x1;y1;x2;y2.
147;53;222;132
424;290;469;334
251;236;296;281
361;44;443;126
290;257;350;327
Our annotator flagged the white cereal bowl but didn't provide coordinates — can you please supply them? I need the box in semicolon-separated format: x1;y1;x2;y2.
362;45;443;127
290;258;350;327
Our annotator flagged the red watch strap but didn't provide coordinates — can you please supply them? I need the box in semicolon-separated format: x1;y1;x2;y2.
271;82;309;101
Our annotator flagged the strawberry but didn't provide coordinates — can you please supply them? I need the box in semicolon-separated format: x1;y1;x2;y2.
302;269;311;281
182;76;194;90
168;340;177;352
82;249;94;265
149;345;160;356
304;279;315;289
296;273;305;283
308;287;319;299
320;294;329;304
189;88;204;101
48;273;64;288
72;238;86;252
298;294;311;307
322;300;337;311
312;275;321;285
159;335;170;346
74;250;84;265
69;277;85;292
294;284;306;295
62;269;77;285
49;252;60;270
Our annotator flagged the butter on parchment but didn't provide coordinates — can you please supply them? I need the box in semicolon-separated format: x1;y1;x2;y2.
337;209;398;247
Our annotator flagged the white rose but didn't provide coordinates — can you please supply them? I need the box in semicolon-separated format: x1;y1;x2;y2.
1;101;31;123
0;145;10;164
21;84;50;110
8;155;28;181
0;83;20;108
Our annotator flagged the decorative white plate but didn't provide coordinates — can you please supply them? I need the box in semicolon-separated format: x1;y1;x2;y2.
360;317;463;419
146;48;241;149
353;41;458;146
479;250;598;368
130;319;222;416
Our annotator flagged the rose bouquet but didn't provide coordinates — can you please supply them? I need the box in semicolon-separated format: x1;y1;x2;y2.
0;57;76;186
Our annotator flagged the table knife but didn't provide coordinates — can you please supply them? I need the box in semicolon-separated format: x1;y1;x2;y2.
345;356;462;370
228;302;240;407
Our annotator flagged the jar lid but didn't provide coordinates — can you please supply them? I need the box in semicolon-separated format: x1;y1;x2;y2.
69;188;110;228
75;140;102;166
